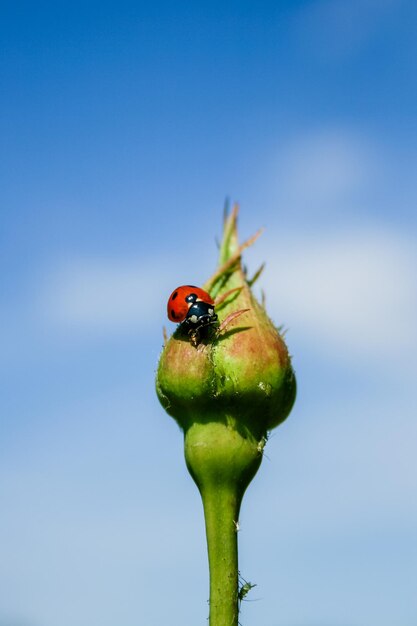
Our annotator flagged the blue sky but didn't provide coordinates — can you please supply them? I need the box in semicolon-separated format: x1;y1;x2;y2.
1;1;416;625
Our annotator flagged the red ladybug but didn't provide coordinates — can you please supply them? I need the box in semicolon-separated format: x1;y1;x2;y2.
167;285;218;330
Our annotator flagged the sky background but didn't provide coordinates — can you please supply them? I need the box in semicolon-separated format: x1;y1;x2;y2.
1;1;416;625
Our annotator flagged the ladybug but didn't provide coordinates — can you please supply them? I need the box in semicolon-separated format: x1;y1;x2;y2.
167;285;218;342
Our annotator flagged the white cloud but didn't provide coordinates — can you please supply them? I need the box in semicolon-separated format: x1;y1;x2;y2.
294;0;398;61
261;228;417;364
38;259;171;334
271;127;379;216
260;124;417;366
36;254;216;336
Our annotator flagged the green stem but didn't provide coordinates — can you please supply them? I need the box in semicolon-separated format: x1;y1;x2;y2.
202;484;240;626
184;420;262;626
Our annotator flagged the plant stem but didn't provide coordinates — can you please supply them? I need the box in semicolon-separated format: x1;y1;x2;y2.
202;484;240;626
184;420;262;626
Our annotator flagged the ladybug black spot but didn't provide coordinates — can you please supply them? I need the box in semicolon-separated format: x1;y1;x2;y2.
171;291;178;300
170;308;177;319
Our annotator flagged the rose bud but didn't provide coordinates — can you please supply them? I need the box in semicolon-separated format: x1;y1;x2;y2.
155;205;296;626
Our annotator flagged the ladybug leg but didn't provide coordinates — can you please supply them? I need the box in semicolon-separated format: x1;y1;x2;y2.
188;315;219;348
194;321;218;351
188;327;201;348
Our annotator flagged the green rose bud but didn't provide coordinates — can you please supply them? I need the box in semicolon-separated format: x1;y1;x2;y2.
155;206;296;626
157;206;295;442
